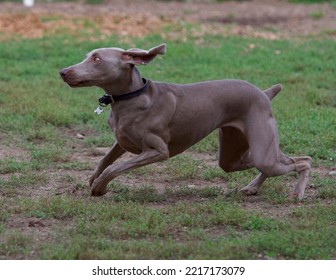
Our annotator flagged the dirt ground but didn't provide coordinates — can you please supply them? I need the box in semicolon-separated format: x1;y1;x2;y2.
0;0;336;40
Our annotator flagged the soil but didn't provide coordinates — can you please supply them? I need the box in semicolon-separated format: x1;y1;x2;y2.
0;0;336;40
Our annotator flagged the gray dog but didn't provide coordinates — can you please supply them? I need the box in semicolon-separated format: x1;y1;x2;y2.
60;44;311;199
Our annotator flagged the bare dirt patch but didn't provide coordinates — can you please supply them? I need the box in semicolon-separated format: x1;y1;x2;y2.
0;0;336;40
0;12;172;41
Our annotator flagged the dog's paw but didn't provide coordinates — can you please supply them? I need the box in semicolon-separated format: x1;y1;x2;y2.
91;187;108;197
288;191;304;201
90;179;108;196
240;185;259;195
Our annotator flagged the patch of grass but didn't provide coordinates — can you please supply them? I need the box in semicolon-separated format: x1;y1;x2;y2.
199;186;223;198
192;132;218;153
111;183;167;203
309;10;325;19
0;230;31;258
58;174;87;191
22;196;89;220
259;176;294;204
312;172;336;199
83;132;115;147
59;161;92;171
242;215;282;231
203;167;227;181
5;192;336;259
248;204;336;259
0;172;49;197
0;159;30;174
29;144;70;164
166;155;203;179
24;122;63;144
0;200;8;223
3;172;48;188
165;185;222;200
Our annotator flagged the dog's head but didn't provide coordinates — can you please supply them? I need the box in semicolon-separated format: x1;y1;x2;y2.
59;44;166;89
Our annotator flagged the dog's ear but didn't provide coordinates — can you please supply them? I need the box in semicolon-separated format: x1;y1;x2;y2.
121;44;166;65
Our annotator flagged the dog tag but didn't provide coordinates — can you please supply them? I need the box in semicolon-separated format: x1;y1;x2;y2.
94;106;104;115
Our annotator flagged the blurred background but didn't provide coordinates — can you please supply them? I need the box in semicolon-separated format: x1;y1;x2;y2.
1;0;335;41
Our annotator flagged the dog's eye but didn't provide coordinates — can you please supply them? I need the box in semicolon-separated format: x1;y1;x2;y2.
92;56;101;63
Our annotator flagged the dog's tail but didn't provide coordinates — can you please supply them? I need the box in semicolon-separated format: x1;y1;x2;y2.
264;84;282;100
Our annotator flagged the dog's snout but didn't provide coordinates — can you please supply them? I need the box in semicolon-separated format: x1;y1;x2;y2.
59;68;69;78
59;67;83;87
59;67;76;78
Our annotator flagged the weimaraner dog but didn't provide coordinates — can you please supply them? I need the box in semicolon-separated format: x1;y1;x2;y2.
60;43;311;199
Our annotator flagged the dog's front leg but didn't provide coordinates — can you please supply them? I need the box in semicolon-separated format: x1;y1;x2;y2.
91;135;169;196
89;142;126;187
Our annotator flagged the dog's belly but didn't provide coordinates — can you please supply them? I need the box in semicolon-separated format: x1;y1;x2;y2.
166;119;245;157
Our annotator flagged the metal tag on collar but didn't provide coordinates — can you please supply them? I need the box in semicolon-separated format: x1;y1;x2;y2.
94;106;104;115
95;94;114;115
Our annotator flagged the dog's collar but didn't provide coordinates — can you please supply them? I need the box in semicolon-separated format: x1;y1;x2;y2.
99;78;148;106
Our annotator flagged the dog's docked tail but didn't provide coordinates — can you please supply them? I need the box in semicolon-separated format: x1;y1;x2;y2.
264;84;282;101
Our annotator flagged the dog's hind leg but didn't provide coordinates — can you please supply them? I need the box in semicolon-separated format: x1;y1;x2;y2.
245;109;311;199
237;83;283;195
218;126;251;172
240;154;311;199
218;126;268;194
288;156;312;199
240;173;267;195
218;127;268;195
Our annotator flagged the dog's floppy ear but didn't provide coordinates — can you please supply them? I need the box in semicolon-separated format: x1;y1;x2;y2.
121;44;166;65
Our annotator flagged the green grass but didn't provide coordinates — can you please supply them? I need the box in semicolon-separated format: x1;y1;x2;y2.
2;196;336;259
0;24;335;259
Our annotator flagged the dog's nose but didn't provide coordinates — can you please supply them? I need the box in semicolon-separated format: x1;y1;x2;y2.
59;68;69;78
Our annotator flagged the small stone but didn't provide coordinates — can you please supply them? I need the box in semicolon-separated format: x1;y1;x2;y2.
76;133;85;139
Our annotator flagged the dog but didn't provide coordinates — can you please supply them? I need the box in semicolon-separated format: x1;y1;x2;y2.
60;43;311;199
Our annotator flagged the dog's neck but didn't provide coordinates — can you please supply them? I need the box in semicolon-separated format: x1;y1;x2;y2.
101;66;144;96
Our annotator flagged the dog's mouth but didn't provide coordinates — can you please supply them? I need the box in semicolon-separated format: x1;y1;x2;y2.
62;77;90;87
68;79;88;87
60;69;92;87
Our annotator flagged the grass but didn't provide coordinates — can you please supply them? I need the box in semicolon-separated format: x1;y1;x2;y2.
2;196;336;259
0;16;335;259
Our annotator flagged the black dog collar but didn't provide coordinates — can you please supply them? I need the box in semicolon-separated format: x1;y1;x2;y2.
99;78;148;106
